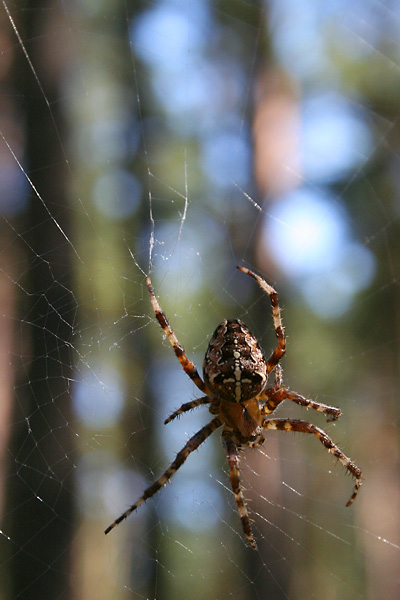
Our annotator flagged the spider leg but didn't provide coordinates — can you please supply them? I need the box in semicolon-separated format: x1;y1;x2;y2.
274;363;284;388
249;436;265;449
147;276;207;394
222;429;258;550
237;266;286;373
259;388;341;421
164;396;211;424
105;417;222;535
262;418;361;506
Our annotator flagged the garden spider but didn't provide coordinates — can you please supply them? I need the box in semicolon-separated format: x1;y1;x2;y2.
105;266;361;549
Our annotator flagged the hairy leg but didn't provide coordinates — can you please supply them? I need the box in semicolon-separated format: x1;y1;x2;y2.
262;418;361;506
105;417;221;534
237;266;286;373
164;396;211;424
222;429;257;550
147;276;207;393
260;388;341;421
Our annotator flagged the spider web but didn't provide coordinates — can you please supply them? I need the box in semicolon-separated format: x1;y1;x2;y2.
0;1;399;599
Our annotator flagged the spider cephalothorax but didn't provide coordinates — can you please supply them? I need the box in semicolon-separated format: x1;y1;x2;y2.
105;266;361;550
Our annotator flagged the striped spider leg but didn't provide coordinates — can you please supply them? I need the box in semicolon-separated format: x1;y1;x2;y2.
164;397;212;424
146;275;214;424
146;276;207;394
262;418;361;506
222;429;258;549
258;364;342;422
104;418;221;534
260;387;342;422
237;266;286;374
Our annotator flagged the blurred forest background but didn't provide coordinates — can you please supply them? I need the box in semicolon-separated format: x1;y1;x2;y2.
0;1;399;599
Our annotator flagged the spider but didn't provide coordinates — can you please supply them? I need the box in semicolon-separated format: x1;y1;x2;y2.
105;266;361;549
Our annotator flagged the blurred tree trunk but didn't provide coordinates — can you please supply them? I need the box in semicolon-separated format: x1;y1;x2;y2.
0;10;18;527
5;4;75;599
0;260;14;521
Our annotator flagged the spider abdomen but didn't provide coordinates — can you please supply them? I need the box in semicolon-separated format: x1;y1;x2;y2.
203;319;267;402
